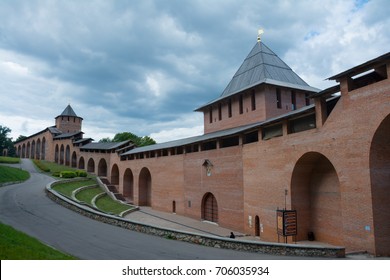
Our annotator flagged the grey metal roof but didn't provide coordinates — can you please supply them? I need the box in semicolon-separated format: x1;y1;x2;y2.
122;104;315;156
196;42;320;111
56;104;82;119
328;51;390;81
53;131;83;139
310;84;340;98
80;140;132;151
73;138;93;144
48;126;62;134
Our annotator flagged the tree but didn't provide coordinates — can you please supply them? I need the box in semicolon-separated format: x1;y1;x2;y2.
98;137;112;143
0;125;15;157
99;132;156;147
15;135;28;142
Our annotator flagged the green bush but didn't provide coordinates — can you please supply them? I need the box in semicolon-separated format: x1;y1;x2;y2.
52;171;61;177
0;156;20;164
76;170;87;177
59;171;77;178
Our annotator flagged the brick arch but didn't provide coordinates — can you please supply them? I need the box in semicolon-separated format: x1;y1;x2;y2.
78;156;85;169
55;144;59;163
202;192;218;223
31;140;35;159
370;113;390;256
123;168;134;202
22;143;26;158
98;158;107;177
87;158;95;173
111;164;119;185
41;137;46;160
17;145;21;157
60;144;64;165
36;138;41;159
291;152;341;245
138;167;151;206
26;142;30;158
65;145;71;166
71;151;77;168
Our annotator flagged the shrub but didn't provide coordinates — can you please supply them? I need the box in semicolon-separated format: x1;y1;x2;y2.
52;171;61;177
59;171;77;178
0;156;20;164
76;170;87;177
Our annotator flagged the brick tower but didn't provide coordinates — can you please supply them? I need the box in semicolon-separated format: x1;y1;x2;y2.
54;104;83;133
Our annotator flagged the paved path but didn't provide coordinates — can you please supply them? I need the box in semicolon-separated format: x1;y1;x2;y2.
0;159;307;260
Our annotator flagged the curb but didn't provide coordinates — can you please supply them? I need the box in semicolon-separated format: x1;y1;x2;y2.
46;180;345;258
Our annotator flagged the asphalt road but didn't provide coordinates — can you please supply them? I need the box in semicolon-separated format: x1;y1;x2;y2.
0;159;300;260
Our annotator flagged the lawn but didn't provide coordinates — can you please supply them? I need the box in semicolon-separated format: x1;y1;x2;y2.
0;165;30;184
33;160;93;178
0;222;77;260
75;186;104;206
51;179;96;197
95;194;134;215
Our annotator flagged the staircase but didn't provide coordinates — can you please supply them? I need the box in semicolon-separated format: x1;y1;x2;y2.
99;177;127;202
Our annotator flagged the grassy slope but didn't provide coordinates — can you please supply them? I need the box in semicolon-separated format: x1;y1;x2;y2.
0;165;30;184
0;222;77;260
51;179;96;197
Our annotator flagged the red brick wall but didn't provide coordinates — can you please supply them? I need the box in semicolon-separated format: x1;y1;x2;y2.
55;116;82;133
203;85;312;134
13;66;390;256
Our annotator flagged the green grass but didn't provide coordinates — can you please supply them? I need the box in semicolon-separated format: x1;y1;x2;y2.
0;156;20;164
0;165;30;184
51;179;96;197
0;222;77;260
75;186;104;206
33;160;94;179
52;179;134;215
36;160;76;173
95;194;134;215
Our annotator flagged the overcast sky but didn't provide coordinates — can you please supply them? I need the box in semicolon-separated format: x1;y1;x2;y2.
1;0;389;143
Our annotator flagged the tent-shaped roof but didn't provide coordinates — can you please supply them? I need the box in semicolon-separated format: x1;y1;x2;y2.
196;41;320;111
56;104;81;118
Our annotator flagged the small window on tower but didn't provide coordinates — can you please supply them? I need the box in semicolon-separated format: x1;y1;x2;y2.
276;89;282;109
291;91;296;110
239;95;243;114
228;99;232;118
251;90;256;111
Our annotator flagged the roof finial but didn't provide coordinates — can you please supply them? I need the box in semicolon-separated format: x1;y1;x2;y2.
257;28;264;43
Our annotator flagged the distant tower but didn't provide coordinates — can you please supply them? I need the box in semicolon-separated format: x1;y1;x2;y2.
55;104;83;133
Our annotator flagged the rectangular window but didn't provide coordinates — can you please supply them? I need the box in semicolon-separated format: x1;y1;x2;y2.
305;93;310;106
276;89;282;109
228;99;232;117
220;136;239;148
244;131;259;144
288;114;316;134
262;124;283;140
291;91;296;110
209;107;213;123
218;103;222;121
239;95;243;114
251;90;256;111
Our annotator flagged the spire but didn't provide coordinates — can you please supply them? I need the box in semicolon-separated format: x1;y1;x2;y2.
195;38;320;111
59;104;78;117
219;41;319;98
